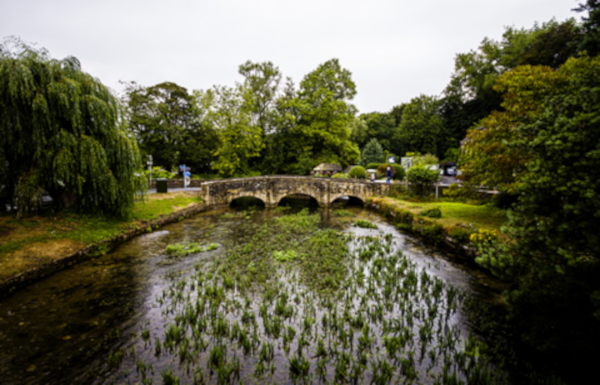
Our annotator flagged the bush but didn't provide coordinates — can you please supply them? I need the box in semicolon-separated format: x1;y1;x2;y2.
145;167;177;179
366;163;381;170
406;165;439;197
421;223;444;243
419;208;442;218
391;164;405;180
348;166;367;179
377;164;395;178
448;227;473;243
331;172;348;179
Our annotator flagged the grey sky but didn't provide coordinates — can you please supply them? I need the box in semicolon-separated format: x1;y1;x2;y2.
1;0;578;113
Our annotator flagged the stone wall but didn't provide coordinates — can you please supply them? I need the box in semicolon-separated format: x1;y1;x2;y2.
201;176;390;208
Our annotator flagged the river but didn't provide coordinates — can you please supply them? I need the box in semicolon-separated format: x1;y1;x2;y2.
0;202;508;384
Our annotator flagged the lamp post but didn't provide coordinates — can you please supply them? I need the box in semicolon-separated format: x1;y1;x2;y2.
147;155;153;188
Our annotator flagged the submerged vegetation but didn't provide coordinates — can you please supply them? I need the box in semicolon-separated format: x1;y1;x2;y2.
95;209;508;384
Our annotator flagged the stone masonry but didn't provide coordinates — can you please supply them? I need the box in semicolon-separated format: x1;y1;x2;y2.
200;176;391;208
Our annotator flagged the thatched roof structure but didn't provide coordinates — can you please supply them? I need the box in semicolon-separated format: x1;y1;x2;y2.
312;163;342;172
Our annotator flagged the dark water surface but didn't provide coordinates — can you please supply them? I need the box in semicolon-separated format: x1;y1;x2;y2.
0;205;506;384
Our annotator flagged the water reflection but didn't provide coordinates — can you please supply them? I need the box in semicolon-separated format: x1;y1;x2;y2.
0;205;505;384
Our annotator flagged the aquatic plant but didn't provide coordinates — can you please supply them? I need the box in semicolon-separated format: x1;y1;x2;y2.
354;219;378;229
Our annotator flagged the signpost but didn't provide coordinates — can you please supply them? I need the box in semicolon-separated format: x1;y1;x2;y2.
147;155;153;188
180;164;191;188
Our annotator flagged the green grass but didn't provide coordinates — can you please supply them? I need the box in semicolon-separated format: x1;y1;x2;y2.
385;197;507;234
0;193;203;282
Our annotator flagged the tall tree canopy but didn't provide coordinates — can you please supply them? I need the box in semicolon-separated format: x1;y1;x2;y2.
0;38;145;216
396;95;444;156
124;81;218;174
474;55;600;374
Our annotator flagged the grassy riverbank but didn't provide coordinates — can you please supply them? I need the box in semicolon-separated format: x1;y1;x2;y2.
0;192;202;284
370;196;509;242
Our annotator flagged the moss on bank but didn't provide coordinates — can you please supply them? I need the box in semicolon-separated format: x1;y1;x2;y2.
367;197;509;256
0;192;202;285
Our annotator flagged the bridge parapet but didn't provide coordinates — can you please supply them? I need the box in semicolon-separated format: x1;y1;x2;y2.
200;175;390;208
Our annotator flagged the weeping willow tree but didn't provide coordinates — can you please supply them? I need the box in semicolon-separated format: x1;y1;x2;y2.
0;38;146;216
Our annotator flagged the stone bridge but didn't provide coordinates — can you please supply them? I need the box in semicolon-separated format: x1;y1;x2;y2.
200;176;391;208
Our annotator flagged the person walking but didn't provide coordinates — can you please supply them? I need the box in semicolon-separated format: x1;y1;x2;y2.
386;166;392;184
370;172;375;183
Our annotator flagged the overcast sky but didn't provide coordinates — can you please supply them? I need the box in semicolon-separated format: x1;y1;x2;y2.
0;0;579;113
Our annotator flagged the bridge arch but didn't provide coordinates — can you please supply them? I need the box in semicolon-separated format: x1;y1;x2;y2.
276;193;320;207
230;195;266;208
330;194;365;206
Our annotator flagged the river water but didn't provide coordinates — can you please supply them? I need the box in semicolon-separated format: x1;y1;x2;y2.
0;204;507;384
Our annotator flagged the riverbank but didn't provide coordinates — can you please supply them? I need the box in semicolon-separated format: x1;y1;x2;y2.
0;192;204;296
367;196;508;258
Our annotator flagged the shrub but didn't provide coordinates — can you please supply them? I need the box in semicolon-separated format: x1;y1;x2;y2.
366;163;381;170
448;227;473;243
348;166;367;179
391;164;405;180
420;223;444;243
331;172;348;179
406;165;439;197
377;164;395;178
359;138;384;166
144;166;177;179
419;208;442;218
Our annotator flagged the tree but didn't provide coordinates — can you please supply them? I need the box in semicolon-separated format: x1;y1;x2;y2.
124;81;218;174
459;64;565;191
441;19;582;152
359;138;384;166
0;38;145;216
475;55;600;375
397;95;444;156
205;85;264;176
237;60;281;132
269;59;360;174
575;0;600;56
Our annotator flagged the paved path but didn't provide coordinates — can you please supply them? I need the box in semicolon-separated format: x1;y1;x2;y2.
147;187;202;194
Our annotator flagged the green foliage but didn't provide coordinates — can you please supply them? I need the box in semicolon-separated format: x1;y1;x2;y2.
376;163;404;180
359;138;384;166
474;55;600;367
419;208;442;218
334;210;352;217
365;163;381;170
272;250;298;262
353;219;377;229
331;172;348;179
262;59;360;174
144;167;176;179
376;164;395;178
406;166;439;197
124;81;219;175
391;164;405;180
397;95;444;156
203;86;264;177
0;38;146;216
352;112;399;152
348;166;367;179
448;227;473;242
165;242;218;256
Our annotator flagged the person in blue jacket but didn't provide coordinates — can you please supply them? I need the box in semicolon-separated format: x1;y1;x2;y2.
386;166;392;183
